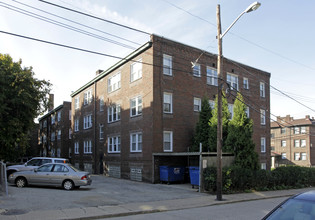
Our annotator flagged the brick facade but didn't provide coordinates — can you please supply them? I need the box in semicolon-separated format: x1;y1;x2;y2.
271;115;315;167
71;34;271;182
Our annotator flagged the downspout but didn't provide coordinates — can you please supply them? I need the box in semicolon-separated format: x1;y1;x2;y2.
94;81;97;174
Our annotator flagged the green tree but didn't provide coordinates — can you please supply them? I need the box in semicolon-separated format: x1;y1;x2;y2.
191;96;212;152
208;91;230;152
0;54;51;162
226;93;259;170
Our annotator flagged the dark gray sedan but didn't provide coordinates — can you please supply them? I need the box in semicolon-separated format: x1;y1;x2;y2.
8;163;92;190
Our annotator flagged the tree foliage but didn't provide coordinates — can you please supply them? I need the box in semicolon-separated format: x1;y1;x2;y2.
225;93;259;170
0;54;51;161
208;91;230;152
191;96;212;152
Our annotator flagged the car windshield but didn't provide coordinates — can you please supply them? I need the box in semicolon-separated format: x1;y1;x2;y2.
266;198;315;219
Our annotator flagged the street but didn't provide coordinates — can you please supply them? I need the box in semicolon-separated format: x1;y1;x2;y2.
109;197;287;220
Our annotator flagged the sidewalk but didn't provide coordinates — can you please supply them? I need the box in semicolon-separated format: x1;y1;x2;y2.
1;187;314;220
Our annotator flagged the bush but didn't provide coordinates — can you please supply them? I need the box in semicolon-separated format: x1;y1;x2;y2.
203;165;315;193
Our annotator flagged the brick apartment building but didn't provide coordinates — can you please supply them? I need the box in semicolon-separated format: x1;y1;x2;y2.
71;34;271;182
271;115;315;168
38;101;72;159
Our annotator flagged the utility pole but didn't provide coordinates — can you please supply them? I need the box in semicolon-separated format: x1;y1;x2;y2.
216;4;223;201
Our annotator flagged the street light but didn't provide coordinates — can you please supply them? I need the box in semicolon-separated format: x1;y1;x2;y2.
216;2;261;201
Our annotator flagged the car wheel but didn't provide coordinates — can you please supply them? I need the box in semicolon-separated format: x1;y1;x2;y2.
16;177;27;188
63;180;74;190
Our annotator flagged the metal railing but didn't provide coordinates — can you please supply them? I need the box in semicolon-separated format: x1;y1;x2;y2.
0;161;8;196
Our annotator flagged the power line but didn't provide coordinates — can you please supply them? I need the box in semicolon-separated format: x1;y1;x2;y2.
38;0;151;36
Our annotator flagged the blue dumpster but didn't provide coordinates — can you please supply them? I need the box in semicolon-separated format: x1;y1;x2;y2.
160;166;185;183
189;166;199;188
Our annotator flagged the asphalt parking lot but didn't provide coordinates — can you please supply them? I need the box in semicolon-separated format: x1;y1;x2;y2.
0;175;201;215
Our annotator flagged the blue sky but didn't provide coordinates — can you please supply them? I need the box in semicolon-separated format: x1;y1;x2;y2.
1;0;315;121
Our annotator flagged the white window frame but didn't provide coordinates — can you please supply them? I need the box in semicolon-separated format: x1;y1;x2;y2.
130;96;142;117
206;67;218;86
108;136;121;153
83;114;92;129
74;142;79;154
84;90;92;105
130;59;142;82
194;97;201;112
130;132;142;152
294;127;300;134
301;139;306;147
74;119;79;132
163;92;173;113
301;153;307;161
163;54;172;76
69;128;72;139
294;152;300;161
75;96;80;109
192;63;201;77
108;72;121;93
57;130;61;140
243;77;249;89
245;107;250;118
99;124;104;140
281;128;286;134
100;97;105;112
108;104;121;123
228;104;234;119
301;126;306;134
209;100;215;109
261;137;266;153
261;163;266;170
260;82;265;97
51;115;55;125
294;139;300;147
281;140;286;147
227;73;238;91
260;109;266;125
57;111;61;122
281;153;286;159
163;131;173;152
83;140;92;154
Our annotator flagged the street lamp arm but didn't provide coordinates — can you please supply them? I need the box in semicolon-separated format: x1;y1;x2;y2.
220;11;245;39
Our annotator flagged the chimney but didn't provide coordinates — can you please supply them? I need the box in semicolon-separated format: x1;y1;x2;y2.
96;69;104;75
306;115;310;120
48;94;54;111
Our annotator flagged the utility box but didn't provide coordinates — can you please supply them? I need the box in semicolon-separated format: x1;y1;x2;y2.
159;166;185;184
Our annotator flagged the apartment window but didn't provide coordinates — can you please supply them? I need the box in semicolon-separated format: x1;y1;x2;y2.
83;114;92;129
57;148;61;157
51;148;55;157
281;127;286;134
281;153;287;159
108;136;121;153
260;109;266;125
194;97;201;112
108;72;121;93
243;78;249;89
301;126;306;134
301;153;307;161
163;131;173;152
130;59;142;82
206;67;217;86
261;137;266;153
69;128;72;139
51;132;55;141
163;54;172;76
261;163;266;170
99;124;104;140
74;119;79;132
75;96;80;109
51;115;55;125
227;73;238;90
163;92;173;113
57;111;61;122
130;96;142;117
193;63;201;77
43;134;47;143
294;139;300;147
294;127;300;134
74;142;79;154
100;97;105;112
228;104;234;119
209;100;215;109
108;104;121;123
83;140;92;154
43;120;47;128
84;90;92;105
301;139;306;147
281;140;286;147
294;152;300;161
260;82;265;97
69;110;71;120
57;130;61;140
245;106;250;118
130;132;142;152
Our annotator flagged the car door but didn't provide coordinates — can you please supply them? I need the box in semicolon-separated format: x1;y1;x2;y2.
49;164;70;186
29;164;54;185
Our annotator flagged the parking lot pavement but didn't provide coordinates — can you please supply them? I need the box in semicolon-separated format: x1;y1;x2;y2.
0;175;201;215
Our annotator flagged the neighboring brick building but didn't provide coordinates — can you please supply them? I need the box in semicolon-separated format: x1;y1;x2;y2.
71;34;271;182
38;101;72;159
271;115;315;168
